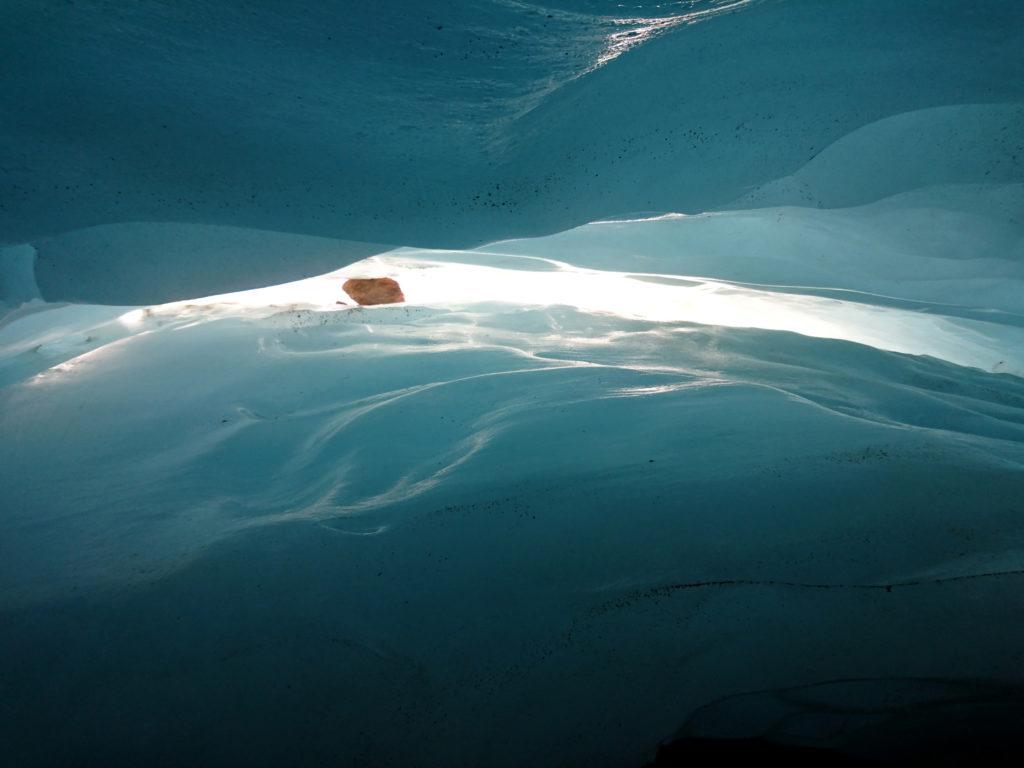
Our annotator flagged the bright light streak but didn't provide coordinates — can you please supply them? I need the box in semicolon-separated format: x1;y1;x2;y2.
591;1;758;70
110;251;1024;376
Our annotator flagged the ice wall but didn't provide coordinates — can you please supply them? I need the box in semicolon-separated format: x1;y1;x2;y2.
1;0;1022;301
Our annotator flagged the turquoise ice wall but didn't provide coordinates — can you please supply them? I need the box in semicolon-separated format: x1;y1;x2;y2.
1;0;1022;300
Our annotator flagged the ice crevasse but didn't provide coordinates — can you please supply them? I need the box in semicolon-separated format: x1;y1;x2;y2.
1;1;1024;766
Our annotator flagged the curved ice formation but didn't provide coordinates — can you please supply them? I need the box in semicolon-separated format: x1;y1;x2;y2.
3;1;1022;267
730;103;1024;209
3;208;1024;763
2;1;1024;766
665;678;1024;761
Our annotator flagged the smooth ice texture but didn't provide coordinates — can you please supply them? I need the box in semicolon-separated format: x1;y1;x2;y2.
3;201;1024;764
1;1;1024;766
3;1;1023;298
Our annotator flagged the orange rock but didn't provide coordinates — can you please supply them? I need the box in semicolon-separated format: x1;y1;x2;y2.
342;277;405;306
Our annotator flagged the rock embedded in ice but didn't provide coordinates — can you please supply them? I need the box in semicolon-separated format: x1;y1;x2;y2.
342;277;405;306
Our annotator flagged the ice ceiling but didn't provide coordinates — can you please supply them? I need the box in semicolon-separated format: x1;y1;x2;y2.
2;1;1024;766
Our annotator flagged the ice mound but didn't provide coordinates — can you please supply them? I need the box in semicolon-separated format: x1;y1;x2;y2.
2;1;1024;765
3;207;1024;764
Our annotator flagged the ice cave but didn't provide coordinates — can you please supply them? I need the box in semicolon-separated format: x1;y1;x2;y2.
1;1;1023;765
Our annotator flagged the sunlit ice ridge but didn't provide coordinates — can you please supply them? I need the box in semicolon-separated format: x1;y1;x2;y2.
2;1;1024;766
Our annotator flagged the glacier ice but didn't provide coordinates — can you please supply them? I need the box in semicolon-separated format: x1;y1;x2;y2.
2;1;1024;766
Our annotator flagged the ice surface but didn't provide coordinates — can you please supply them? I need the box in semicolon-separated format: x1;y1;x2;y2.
3;1;1023;276
0;244;40;308
3;209;1024;764
2;1;1024;765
